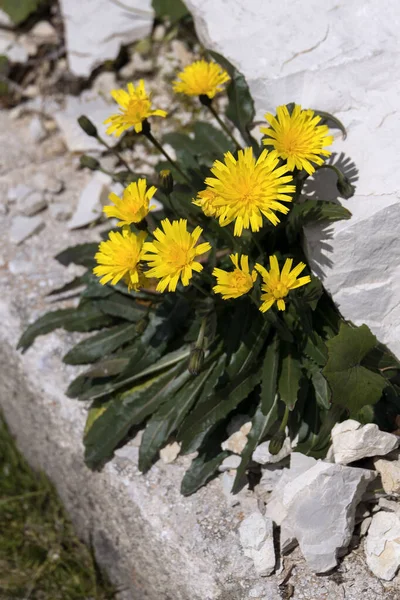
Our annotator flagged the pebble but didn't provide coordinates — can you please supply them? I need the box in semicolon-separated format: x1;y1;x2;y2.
374;457;400;496
331;419;399;464
252;438;292;465
7;184;33;205
48;202;72;222
29;115;48;143
218;455;241;472
160;441;180;464
17;191;47;216
10;215;45;245
365;511;400;580
238;512;276;576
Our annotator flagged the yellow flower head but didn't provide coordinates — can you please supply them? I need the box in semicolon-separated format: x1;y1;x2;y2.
142;218;211;293
192;188;221;218
260;104;334;175
93;229;146;291
173;60;230;99
104;80;167;136
213;254;257;300
103;179;157;226
255;256;311;312
204;147;295;237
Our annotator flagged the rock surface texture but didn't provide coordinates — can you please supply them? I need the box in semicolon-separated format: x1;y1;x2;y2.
331;420;399;465
59;0;154;77
185;0;400;358
365;512;400;580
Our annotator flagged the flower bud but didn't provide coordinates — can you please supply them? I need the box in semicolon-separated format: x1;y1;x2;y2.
199;94;212;107
188;348;205;376
79;155;100;171
268;430;286;455
159;169;174;195
336;174;355;199
77;115;98;138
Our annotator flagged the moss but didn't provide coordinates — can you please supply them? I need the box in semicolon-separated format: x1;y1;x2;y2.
0;414;115;599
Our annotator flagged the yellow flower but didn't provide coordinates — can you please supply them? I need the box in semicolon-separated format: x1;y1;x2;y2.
142;218;211;292
192;188;221;218
260;104;334;175
93;229;146;291
103;179;157;226
255;256;311;312
104;80;167;136
204;147;295;236
173;60;230;98
213;254;257;300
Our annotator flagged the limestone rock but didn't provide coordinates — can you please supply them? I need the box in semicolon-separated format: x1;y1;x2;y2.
374;458;400;496
30;21;59;45
0;30;28;63
92;72;118;98
17;191;47;216
186;0;400;358
378;497;400;515
159;442;180;464
49;202;72;222
365;511;400;580
59;0;154;77
257;465;286;493
68;172;112;229
7;184;33;205
29;116;47;143
221;421;252;454
331;420;399;464
10;215;45;244
218;455;241;472
252;438;291;465
238;512;275;576
32;173;63;195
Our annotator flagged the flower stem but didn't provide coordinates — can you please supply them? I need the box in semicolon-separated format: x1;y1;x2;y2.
206;103;242;151
96;135;132;172
144;130;192;185
192;280;208;296
279;405;290;431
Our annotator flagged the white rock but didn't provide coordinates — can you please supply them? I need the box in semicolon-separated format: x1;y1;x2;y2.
159;441;180;464
258;465;285;493
374;458;400;496
7;184;33;204
17;191;47;216
186;0;400;358
8;259;32;275
360;516;372;537
30;21;59;45
29;116;47;143
53;91;117;153
153;24;165;42
59;0;154;77
68;172;112;229
331;420;399;464
0;203;7;216
238;512;275;576
221;430;248;454
32;173;63;194
119;53;153;78
10;215;45;244
0;30;28;63
378;497;400;515
226;414;251;437
240;422;252;436
48;202;72;222
218;455;241;472
365;511;400;580
252;438;291;465
92;71;118;98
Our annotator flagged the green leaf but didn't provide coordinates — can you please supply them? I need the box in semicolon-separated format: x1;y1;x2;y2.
63;323;137;365
260;336;279;416
84;364;183;469
17;306;113;352
1;0;41;25
323;323;387;415
225;313;269;380
311;370;331;410
193;121;235;158
208;50;256;148
80;280;114;299
362;342;400;380
54;242;99;269
232;399;279;494
312;109;347;140
278;344;303;410
138;366;212;472
303;332;328;367
179;369;262;455
95;293;149;322
180;450;228;496
66;358;130;399
152;0;189;23
287;199;351;241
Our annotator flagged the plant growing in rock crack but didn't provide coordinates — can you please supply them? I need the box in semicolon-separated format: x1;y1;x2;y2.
18;53;400;496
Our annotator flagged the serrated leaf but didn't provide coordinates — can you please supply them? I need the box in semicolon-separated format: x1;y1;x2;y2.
232;398;278;494
278;345;303;410
54;242;99;268
180;450;228;496
260;336;279;416
139;366;212;472
63;323;137;365
84;364;184;469
208;50;256;148
303;332;328;367
179;369;262;455
312;109;347;140
311;370;331;410
17;305;113;352
323;323;387;415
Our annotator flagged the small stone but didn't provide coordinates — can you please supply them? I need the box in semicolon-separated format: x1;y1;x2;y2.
252;438;292;465
365;511;400;580
159;441;180;464
378;497;400;514
120;53;153;78
153;24;165;41
29;116;47;143
258;465;286;493
238;512;275;576
360;516;372;537
68;172;111;229
92;71;117;97
8;259;32;275
0;30;28;63
170;40;192;66
227;414;251;437
0;203;7;216
30;21;59;45
32;173;64;194
374;458;400;496
331;419;399;464
10;215;45;244
218;455;241;472
7;184;33;204
17;191;47;216
220;470;240;507
240;422;252;436
49;202;72;222
221;430;248;454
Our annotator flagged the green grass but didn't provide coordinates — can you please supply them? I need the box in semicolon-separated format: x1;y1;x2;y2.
0;414;116;599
